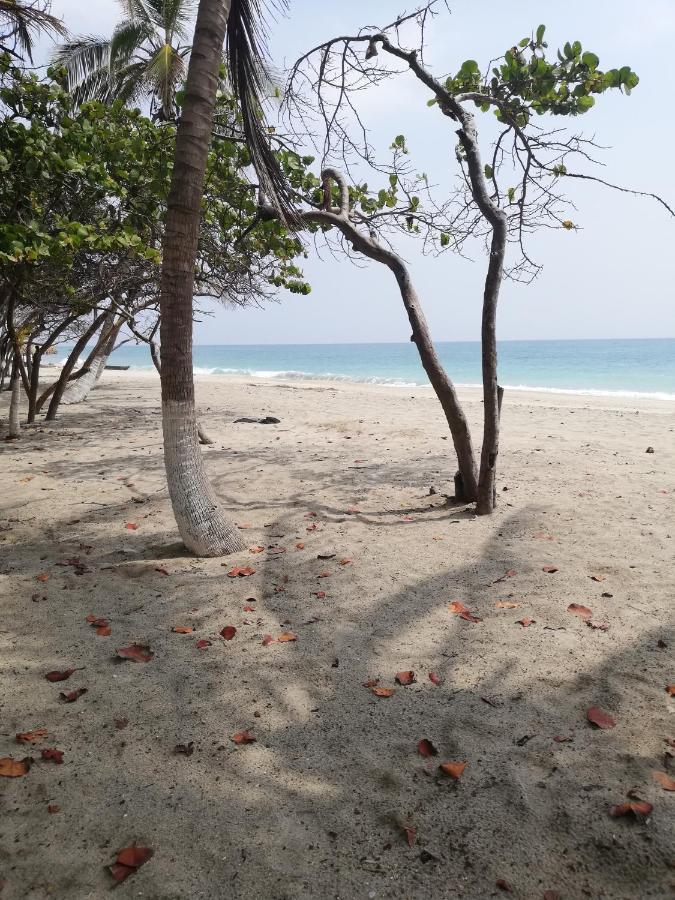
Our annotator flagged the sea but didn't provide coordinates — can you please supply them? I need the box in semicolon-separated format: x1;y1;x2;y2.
97;338;675;401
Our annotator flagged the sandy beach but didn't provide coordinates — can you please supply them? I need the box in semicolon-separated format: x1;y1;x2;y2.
1;372;674;899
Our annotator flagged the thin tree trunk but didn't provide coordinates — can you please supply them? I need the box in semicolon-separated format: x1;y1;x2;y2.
26;347;41;424
7;359;21;439
42;310;109;420
60;318;122;405
159;0;244;556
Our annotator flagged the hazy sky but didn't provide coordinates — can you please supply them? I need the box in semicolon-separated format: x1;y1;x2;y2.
38;1;675;343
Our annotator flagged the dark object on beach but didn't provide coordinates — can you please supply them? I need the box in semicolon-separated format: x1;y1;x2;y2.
234;416;281;425
105;365;130;370
428;485;437;495
646;446;655;453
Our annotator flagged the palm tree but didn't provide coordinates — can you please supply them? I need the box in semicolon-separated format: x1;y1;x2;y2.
52;0;194;121
158;0;295;555
0;0;66;62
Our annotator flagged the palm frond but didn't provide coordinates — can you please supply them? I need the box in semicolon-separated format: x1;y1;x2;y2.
109;17;153;68
226;0;296;224
52;36;111;94
110;59;148;107
159;0;195;41
124;0;163;30
0;0;67;61
146;41;185;119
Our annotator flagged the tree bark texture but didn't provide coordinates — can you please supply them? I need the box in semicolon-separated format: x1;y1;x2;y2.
158;0;244;556
61;317;122;405
8;359;21;439
42;309;109;420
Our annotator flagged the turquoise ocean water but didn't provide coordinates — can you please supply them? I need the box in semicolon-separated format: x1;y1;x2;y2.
98;339;675;400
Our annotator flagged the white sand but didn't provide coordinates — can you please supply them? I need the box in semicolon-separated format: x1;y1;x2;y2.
1;372;674;899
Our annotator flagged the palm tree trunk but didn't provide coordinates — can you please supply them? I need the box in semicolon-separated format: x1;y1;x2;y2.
61;317;122;405
159;0;244;556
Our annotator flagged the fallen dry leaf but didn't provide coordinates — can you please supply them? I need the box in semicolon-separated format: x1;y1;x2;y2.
339;558;352;566
171;625;193;634
317;571;331;578
295;542;305;550
495;600;520;609
115;644;153;663
313;591;326;599
16;728;48;744
417;739;438;758
174;742;194;756
36;573;50;582
609;800;652;818
59;688;87;703
231;730;256;745
243;604;255;612
220;626;237;641
304;511;317;518
346;507;360;514
277;632;298;642
542;565;559;574
516;618;535;627
438;761;466;779
665;737;675;749
226;566;255;577
652;770;675;791
124;523;139;530
543;892;561;900
109;846;154;882
567;603;592;620
449;601;482;623
249;545;265;554
0;757;32;777
261;635;275;646
362;679;379;688
495;880;512;892
114;718;129;730
590;574;606;582
533;533;554;541
395;670;416;686
587;706;616;729
666;685;675;696
371;687;395;698
553;735;573;743
154;567;169;576
196;639;212;650
428;672;442;686
47;804;60;814
404;825;417;847
40;748;63;764
586;620;610;631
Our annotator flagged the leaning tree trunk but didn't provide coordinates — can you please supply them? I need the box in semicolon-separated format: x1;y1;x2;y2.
61;317;121;405
158;0;244;556
7;359;21;439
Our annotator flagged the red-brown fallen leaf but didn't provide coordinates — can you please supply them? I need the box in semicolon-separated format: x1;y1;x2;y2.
665;737;675;749
96;624;111;636
542;565;559;574
428;672;442;686
231;730;256;745
567;603;592;620
237;523;253;529
220;626;237;641
395;670;416;686
666;685;675;696
339;558;352;566
304;511;317;518
317;571;331;578
404;825;417;847
371;687;395;698
362;678;379;688
59;688;87;703
41;748;63;764
587;706;616;729
438;761;466;779
243;605;255;612
586;620;610;631
417;739;438;758
590;574;607;582
609;800;652;818
0;757;32;777
652;770;675;791
47;803;60;814
516;618;535;627
109;863;135;883
553;735;573;743
543;892;561;900
496;880;512;892
116;846;153;869
114;718;129;730
124;523;139;530
16;728;48;744
262;634;275;646
116;644;153;663
402;515;414;522
277;632;298;642
226;566;255;577
172;625;193;634
295;542;305;550
249;545;265;554
533;533;555;541
273;585;285;594
36;573;50;582
313;591;326;599
196;639;212;650
306;523;319;531
154;567;169;576
346;507;360;514
495;600;520;609
448;601;482;623
504;569;517;578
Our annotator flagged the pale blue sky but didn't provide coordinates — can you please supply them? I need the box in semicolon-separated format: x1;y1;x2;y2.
39;1;675;342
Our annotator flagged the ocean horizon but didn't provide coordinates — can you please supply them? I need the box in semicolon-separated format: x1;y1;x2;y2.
94;337;675;401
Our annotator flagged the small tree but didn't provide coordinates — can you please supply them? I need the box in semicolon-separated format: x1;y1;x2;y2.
287;6;673;513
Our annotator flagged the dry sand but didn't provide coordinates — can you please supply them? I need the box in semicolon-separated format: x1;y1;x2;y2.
1;372;674;900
